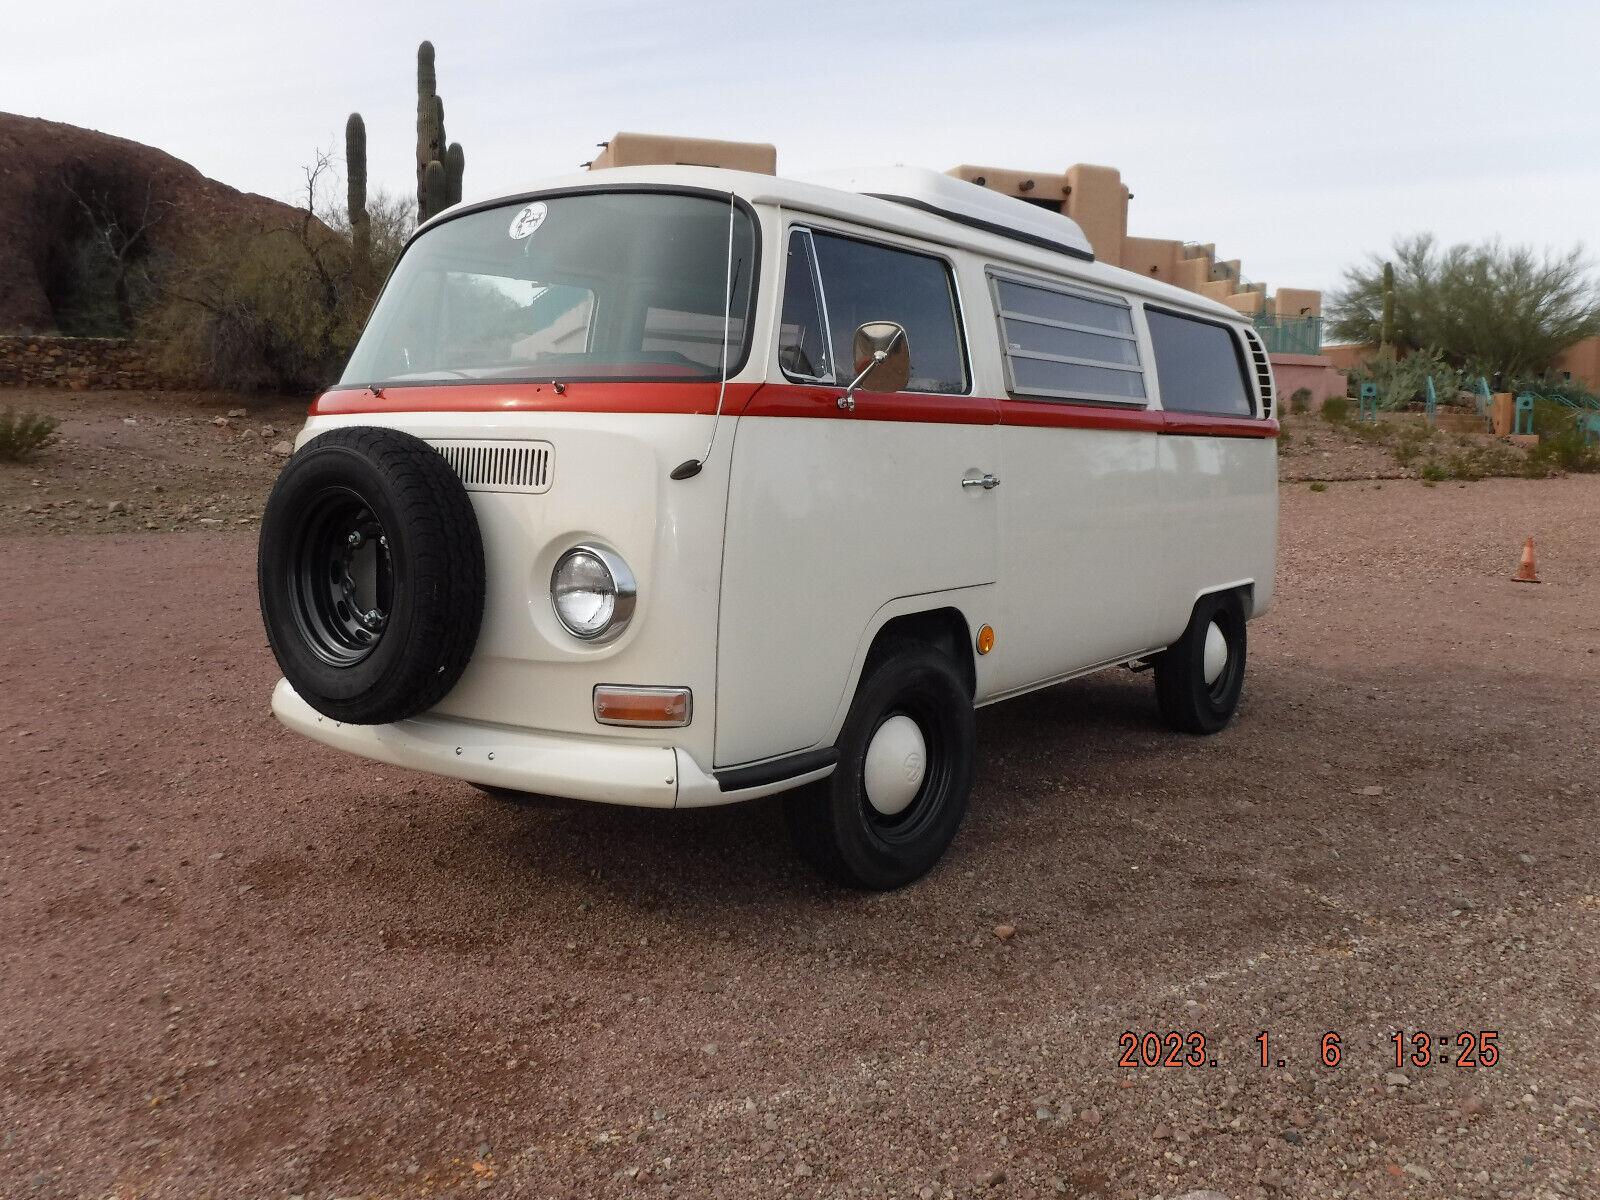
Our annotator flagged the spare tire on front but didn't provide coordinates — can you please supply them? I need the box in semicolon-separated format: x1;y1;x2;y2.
258;426;485;725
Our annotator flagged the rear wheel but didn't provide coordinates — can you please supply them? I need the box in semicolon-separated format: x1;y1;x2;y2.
785;640;975;890
1153;590;1247;734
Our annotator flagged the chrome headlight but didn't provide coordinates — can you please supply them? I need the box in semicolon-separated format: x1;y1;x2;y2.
551;545;636;642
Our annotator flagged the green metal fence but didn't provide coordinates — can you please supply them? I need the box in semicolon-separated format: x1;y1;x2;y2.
1250;313;1323;356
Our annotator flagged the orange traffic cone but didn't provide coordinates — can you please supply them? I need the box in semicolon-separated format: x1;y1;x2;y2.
1512;537;1540;584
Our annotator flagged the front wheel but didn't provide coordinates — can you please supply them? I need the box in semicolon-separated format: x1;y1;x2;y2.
785;640;975;890
1153;590;1248;735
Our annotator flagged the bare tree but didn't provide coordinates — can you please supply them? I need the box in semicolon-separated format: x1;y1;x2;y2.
143;148;384;393
62;178;169;330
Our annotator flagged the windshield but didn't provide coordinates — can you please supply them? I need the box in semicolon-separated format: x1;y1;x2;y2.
340;191;756;387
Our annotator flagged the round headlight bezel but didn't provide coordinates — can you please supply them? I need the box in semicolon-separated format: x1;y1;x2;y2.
550;544;637;643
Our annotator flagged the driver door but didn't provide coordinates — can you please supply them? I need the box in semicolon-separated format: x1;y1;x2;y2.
714;223;999;767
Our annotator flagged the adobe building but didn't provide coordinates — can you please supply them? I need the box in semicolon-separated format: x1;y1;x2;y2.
1553;337;1600;392
587;133;1346;403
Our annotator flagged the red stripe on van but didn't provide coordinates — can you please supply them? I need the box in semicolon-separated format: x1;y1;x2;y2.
743;384;1001;425
1159;411;1280;439
311;381;765;418
310;381;1277;438
1001;399;1165;434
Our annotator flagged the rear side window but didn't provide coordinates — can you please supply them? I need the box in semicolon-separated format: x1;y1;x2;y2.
1146;309;1254;417
780;228;969;394
990;273;1145;403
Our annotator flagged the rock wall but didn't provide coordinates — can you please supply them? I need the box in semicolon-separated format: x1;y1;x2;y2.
0;335;175;390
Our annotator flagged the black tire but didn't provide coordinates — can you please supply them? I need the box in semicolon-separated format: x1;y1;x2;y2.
784;640;975;890
258;426;485;725
1153;590;1247;735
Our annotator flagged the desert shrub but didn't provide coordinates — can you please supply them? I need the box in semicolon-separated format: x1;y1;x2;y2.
1308;481;1327;493
1289;387;1312;415
1419;459;1450;482
1397;422;1430;444
1320;395;1349;422
1346;348;1463;410
1327;233;1600;378
1510;374;1600;409
1525;406;1600;474
1344;418;1390;444
1392;440;1423;466
143;159;412;394
0;408;60;462
143;224;359;393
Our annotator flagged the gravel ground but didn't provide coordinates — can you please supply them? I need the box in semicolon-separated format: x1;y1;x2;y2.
3;471;1598;1199
0;387;307;536
1275;412;1529;484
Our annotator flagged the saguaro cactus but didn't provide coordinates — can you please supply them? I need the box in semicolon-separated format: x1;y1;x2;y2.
424;160;447;224
415;40;465;221
1380;260;1396;350
416;41;442;219
446;142;465;207
345;112;371;275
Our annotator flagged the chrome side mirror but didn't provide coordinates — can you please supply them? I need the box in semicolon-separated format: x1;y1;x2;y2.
837;321;910;411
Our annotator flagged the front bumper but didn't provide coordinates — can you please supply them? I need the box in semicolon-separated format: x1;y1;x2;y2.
272;679;737;808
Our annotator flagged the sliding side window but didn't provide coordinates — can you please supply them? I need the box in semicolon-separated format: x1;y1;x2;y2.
989;272;1145;403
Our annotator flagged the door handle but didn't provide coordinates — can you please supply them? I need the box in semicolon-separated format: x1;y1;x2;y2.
961;473;1001;490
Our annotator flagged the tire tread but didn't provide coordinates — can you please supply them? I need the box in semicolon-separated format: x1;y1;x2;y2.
258;426;485;725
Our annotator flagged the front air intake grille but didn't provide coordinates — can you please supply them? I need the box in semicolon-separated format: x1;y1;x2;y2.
1243;328;1275;419
430;440;553;494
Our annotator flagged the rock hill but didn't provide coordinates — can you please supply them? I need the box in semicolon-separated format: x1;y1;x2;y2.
0;112;306;332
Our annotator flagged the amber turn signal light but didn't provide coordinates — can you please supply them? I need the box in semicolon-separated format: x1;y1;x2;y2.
593;685;692;728
976;625;995;655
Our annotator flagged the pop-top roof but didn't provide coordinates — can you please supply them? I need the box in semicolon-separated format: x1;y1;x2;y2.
797;166;1094;262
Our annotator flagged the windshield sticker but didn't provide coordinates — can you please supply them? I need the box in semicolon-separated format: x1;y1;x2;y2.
508;202;548;240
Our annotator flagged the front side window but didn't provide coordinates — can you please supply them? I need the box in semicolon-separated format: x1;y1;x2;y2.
779;228;969;394
342;191;756;386
990;273;1146;403
777;230;832;381
1146;309;1254;417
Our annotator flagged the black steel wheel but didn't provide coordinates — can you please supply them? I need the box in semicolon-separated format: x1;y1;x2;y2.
287;488;393;667
258;426;485;725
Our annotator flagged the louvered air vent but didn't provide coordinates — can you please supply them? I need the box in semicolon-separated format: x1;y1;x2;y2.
430;440;553;494
1243;328;1275;419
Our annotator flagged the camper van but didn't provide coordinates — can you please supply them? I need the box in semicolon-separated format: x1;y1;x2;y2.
258;165;1278;889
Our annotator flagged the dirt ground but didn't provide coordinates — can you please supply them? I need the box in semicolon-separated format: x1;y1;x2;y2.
2;394;1598;1200
0;387;308;535
1275;411;1525;484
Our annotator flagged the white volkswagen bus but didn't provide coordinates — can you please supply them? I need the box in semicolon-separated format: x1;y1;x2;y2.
259;166;1278;889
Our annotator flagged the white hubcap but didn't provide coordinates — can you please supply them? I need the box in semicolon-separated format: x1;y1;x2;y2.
1202;621;1229;686
863;714;927;817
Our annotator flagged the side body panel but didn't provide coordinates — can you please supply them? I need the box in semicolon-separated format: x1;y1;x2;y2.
987;416;1167;695
715;390;1000;766
1154;433;1278;634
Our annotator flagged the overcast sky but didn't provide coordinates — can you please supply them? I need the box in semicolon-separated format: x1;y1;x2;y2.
7;0;1598;297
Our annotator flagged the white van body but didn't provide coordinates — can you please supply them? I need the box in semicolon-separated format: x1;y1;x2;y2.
266;165;1277;883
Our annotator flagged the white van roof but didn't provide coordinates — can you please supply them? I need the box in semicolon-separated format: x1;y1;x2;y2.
796;166;1096;262
442;165;1244;323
